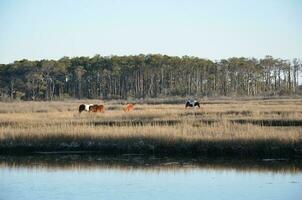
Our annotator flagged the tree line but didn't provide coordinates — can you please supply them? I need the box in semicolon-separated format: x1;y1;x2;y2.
0;54;301;101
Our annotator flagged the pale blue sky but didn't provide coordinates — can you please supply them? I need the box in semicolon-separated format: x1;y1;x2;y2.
0;0;301;64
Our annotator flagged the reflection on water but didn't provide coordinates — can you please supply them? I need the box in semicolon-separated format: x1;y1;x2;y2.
0;155;302;200
1;155;302;173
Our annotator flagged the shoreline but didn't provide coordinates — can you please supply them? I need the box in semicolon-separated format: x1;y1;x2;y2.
1;154;302;173
1;138;301;158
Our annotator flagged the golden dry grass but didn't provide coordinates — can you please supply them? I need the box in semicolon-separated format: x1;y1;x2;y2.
0;99;301;157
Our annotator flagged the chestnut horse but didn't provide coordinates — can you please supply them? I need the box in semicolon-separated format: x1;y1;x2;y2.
89;104;105;113
123;103;134;112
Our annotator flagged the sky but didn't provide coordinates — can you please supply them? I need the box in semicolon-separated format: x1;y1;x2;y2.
0;0;301;64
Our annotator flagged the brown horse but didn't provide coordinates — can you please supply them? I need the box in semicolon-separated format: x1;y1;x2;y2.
89;104;105;113
123;103;134;112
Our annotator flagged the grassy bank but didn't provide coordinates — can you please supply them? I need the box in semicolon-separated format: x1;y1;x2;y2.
0;99;302;158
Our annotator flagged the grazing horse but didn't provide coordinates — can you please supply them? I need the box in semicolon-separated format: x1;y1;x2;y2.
89;104;105;113
185;100;200;108
79;104;93;113
123;103;134;112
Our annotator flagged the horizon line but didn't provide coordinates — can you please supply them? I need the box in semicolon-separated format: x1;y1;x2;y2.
1;53;301;65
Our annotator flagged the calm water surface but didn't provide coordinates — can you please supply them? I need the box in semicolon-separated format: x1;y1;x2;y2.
0;156;301;200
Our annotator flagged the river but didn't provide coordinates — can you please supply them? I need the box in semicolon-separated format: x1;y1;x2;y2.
0;155;301;200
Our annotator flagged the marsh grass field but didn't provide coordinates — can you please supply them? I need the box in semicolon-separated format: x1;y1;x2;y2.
0;98;302;158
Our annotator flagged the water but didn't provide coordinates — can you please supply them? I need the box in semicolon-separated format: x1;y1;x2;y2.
0;156;301;200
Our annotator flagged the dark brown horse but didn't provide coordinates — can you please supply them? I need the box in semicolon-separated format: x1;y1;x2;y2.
185;100;200;108
79;104;93;113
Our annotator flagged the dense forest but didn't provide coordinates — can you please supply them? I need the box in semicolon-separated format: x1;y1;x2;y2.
0;54;301;101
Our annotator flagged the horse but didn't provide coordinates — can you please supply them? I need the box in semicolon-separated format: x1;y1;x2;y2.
89;104;105;113
123;103;134;112
185;100;200;108
79;104;93;113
